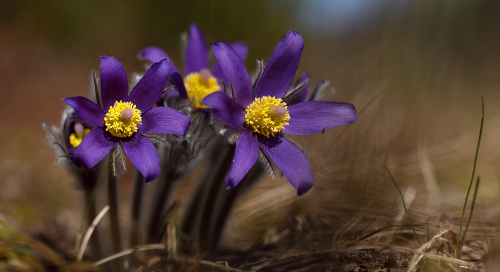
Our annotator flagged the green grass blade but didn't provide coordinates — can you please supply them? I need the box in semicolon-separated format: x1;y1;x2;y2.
459;97;484;246
458;177;480;259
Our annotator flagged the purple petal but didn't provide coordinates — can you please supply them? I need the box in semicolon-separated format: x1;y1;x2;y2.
286;72;310;105
210;62;224;84
168;72;188;99
211;41;254;107
295;72;310;103
129;59;170;112
259;135;314;196
139;46;179;74
230;42;249;62
163;88;179;98
185;24;208;75
283;101;358;135
308;80;328;101
64;96;105;127
255;30;304;99
201;92;245;129
139;107;191;135
121;134;160;183
295;72;310;87
100;56;129;110
211;41;249;85
71;128;117;169
226;130;259;188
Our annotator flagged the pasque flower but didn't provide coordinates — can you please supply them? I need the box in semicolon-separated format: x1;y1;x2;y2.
44;107;89;162
139;24;248;109
64;56;191;183
43;107;103;191
201;31;358;196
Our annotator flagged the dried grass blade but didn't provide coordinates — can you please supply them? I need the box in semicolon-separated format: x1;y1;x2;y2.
93;244;165;266
385;166;422;246
77;205;109;261
357;224;424;242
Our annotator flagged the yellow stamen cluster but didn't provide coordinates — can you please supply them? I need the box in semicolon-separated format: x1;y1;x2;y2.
104;101;142;138
245;96;291;138
69;128;90;147
183;69;221;109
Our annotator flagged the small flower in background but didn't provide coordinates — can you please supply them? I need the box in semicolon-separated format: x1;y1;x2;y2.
202;30;358;196
286;71;333;105
140;24;248;109
64;56;191;183
69;122;90;147
43;107;91;165
43;107;79;164
43;107;100;192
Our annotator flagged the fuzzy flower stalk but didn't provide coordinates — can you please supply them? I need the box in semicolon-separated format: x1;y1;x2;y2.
64;56;191;183
202;30;358;196
137;25;241;243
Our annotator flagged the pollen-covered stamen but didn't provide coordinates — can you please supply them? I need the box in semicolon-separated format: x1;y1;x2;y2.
69;122;90;147
184;69;221;109
199;68;212;81
244;96;291;138
120;108;134;120
270;105;287;117
74;122;85;138
104;101;142;138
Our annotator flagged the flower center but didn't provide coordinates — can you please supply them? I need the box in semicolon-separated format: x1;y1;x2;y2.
104;101;142;138
69;123;90;147
244;96;290;138
183;68;221;109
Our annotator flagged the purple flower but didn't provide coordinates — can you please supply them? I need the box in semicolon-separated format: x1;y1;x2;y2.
64;56;191;183
201;31;358;196
139;24;248;109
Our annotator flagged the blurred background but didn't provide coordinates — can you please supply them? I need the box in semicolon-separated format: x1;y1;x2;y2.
1;0;500;263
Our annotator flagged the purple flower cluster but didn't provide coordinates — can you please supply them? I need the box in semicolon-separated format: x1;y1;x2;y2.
60;26;357;195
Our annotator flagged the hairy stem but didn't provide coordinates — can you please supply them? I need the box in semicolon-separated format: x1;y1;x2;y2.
208;162;263;255
108;157;124;270
129;169;144;247
84;189;102;260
